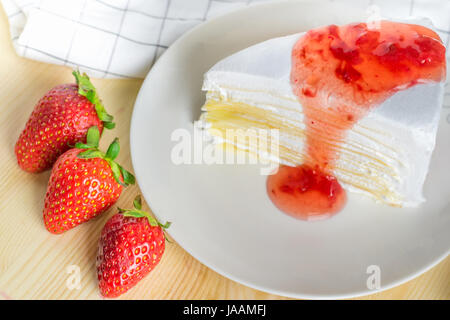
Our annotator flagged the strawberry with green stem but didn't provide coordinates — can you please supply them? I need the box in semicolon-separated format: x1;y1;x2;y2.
43;126;134;234
15;70;114;173
97;195;171;298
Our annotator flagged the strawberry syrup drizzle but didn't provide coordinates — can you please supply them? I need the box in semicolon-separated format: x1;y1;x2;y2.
267;21;446;220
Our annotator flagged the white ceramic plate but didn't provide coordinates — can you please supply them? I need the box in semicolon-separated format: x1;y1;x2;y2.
130;0;450;299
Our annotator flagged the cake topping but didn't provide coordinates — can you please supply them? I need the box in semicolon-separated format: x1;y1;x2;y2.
267;21;446;220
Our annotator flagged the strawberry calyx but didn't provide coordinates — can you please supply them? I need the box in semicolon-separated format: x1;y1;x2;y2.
118;195;171;240
75;126;135;187
72;70;115;129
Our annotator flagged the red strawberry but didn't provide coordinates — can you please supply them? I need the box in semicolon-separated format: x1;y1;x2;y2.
96;196;170;298
43;126;134;234
15;70;114;173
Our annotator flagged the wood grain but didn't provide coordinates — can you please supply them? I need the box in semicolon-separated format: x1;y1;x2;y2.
0;8;448;300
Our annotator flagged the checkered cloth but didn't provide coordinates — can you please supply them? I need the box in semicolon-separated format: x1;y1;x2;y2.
1;0;449;81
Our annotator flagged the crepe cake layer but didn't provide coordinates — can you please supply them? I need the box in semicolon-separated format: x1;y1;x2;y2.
197;22;446;207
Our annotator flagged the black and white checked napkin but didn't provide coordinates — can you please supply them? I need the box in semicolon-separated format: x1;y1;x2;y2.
0;0;272;78
1;0;449;83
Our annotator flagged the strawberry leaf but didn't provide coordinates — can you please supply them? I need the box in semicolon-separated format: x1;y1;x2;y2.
118;164;135;186
74;133;134;188
122;210;146;219
108;160;127;187
74;142;93;149
72;70;115;129
139;212;158;226
118;196;171;239
77;149;104;159
105;138;120;161
145;216;159;227
159;221;171;229
103;122;115;129
86;126;100;148
133;195;142;210
121;210;158;226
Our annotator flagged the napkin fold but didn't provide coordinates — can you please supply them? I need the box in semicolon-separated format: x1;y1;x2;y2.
1;0;449;80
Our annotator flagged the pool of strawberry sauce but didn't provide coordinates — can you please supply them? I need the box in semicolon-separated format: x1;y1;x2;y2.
267;21;446;221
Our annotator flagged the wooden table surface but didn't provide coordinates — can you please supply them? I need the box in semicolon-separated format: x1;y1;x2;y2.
0;8;448;300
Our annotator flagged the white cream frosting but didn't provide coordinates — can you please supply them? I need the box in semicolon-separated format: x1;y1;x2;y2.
199;30;446;207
